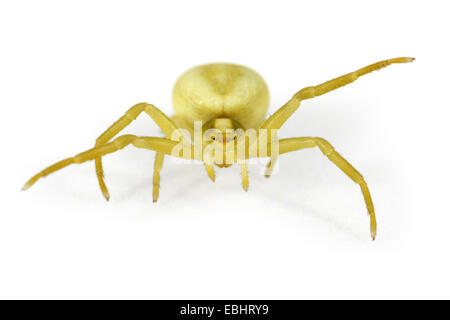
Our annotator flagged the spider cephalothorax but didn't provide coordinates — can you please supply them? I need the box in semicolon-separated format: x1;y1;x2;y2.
23;57;415;240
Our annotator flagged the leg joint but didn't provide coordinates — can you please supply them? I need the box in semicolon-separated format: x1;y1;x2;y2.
125;103;149;120
293;86;316;101
313;137;334;156
113;134;136;149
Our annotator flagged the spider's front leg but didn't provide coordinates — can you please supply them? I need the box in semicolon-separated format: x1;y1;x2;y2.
23;135;188;191
255;57;414;239
264;137;377;240
260;57;414;131
94;103;178;200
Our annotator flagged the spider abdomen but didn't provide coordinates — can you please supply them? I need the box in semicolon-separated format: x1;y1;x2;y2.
172;63;269;129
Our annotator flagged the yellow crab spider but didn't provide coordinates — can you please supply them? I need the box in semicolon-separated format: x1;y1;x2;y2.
23;57;414;240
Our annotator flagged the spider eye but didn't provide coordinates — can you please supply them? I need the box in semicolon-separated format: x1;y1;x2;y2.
212;136;216;141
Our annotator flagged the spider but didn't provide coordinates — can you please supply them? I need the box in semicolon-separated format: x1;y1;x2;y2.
23;57;414;240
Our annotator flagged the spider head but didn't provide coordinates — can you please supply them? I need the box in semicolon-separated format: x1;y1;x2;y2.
203;118;241;167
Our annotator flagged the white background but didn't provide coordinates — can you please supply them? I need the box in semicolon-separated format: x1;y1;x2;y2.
1;0;449;299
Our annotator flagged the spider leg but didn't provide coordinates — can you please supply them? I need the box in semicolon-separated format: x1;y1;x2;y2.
240;163;249;191
202;145;216;182
23;135;185;192
260;57;414;130
264;158;277;178
95;103;178;200
274;137;377;240
152;152;165;202
204;164;216;182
